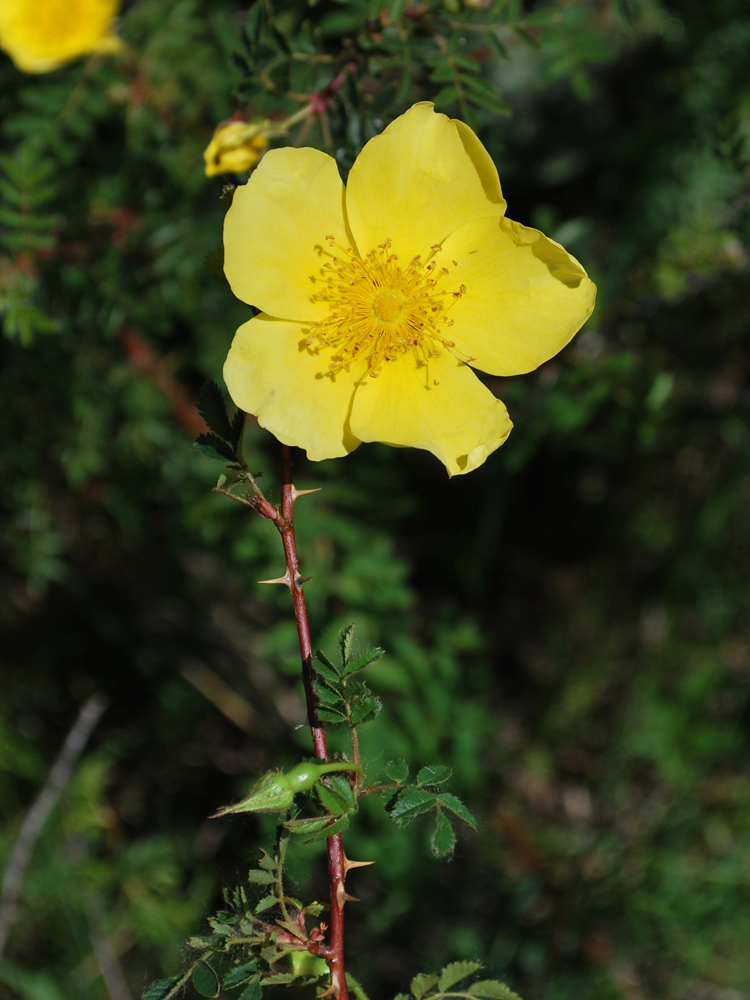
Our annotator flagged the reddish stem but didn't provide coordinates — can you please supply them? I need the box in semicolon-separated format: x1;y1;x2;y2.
276;444;350;1000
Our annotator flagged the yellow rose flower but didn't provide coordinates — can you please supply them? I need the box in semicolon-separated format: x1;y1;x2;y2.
204;120;270;178
223;103;596;476
0;0;121;74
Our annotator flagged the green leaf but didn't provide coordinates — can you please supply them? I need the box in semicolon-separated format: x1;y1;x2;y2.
262;974;296;986
282;815;333;836
430;63;456;84
341;645;385;677
349;693;382;725
230;408;245;450
485;32;509;60
224;964;259;989
388;788;436;825
524;6;558;24
314;681;344;707
238;981;262;1000
314;650;340;681
142;977;185;1000
303;812;350;842
512;25;541;49
462;76;511;114
254;895;278;914
338;623;356;664
245;1;264;46
187;935;213;949
194;434;237;463
385;759;409;783
431;812;456;857
467;982;522;1000
438;962;483;990
317;706;348;723
448;52;482;73
192;963;220;998
410;973;439;999
257;851;275;871
416;765;451;787
247;869;276;885
196;381;232;441
396;69;413;103
437;793;477;830
433;86;460;108
316;774;356;815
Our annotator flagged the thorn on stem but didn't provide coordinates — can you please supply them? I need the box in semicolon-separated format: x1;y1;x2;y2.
335;882;361;909
343;855;375;874
291;486;322;502
257;571;292;587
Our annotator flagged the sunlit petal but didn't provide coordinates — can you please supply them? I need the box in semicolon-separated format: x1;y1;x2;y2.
345;103;506;262
223;147;348;321
444;216;597;375
350;353;512;477
224;315;363;461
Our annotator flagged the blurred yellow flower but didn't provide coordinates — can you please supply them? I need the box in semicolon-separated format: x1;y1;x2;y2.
0;0;121;74
223;103;596;476
204;120;270;178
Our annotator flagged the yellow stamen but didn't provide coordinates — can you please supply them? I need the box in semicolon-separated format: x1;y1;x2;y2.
306;239;466;378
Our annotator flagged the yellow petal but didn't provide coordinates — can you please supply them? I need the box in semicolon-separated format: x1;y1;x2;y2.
349;353;512;477
223;314;363;461
345;103;506;262
0;0;121;74
223;147;348;322
443;216;597;376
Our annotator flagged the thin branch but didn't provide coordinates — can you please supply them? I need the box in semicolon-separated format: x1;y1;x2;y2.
0;693;108;957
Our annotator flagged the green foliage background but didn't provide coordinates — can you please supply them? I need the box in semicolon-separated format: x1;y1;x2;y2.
1;0;749;998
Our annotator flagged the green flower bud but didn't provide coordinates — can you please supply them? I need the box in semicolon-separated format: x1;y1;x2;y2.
212;761;360;818
211;771;294;818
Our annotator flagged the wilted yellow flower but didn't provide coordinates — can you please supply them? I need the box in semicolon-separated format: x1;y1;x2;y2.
0;0;121;74
203;120;270;178
223;103;596;476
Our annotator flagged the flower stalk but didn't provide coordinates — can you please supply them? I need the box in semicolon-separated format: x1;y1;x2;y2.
277;443;351;1000
226;443;350;1000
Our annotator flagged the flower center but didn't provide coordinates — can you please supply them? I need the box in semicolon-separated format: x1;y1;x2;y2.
306;239;467;378
373;291;401;323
